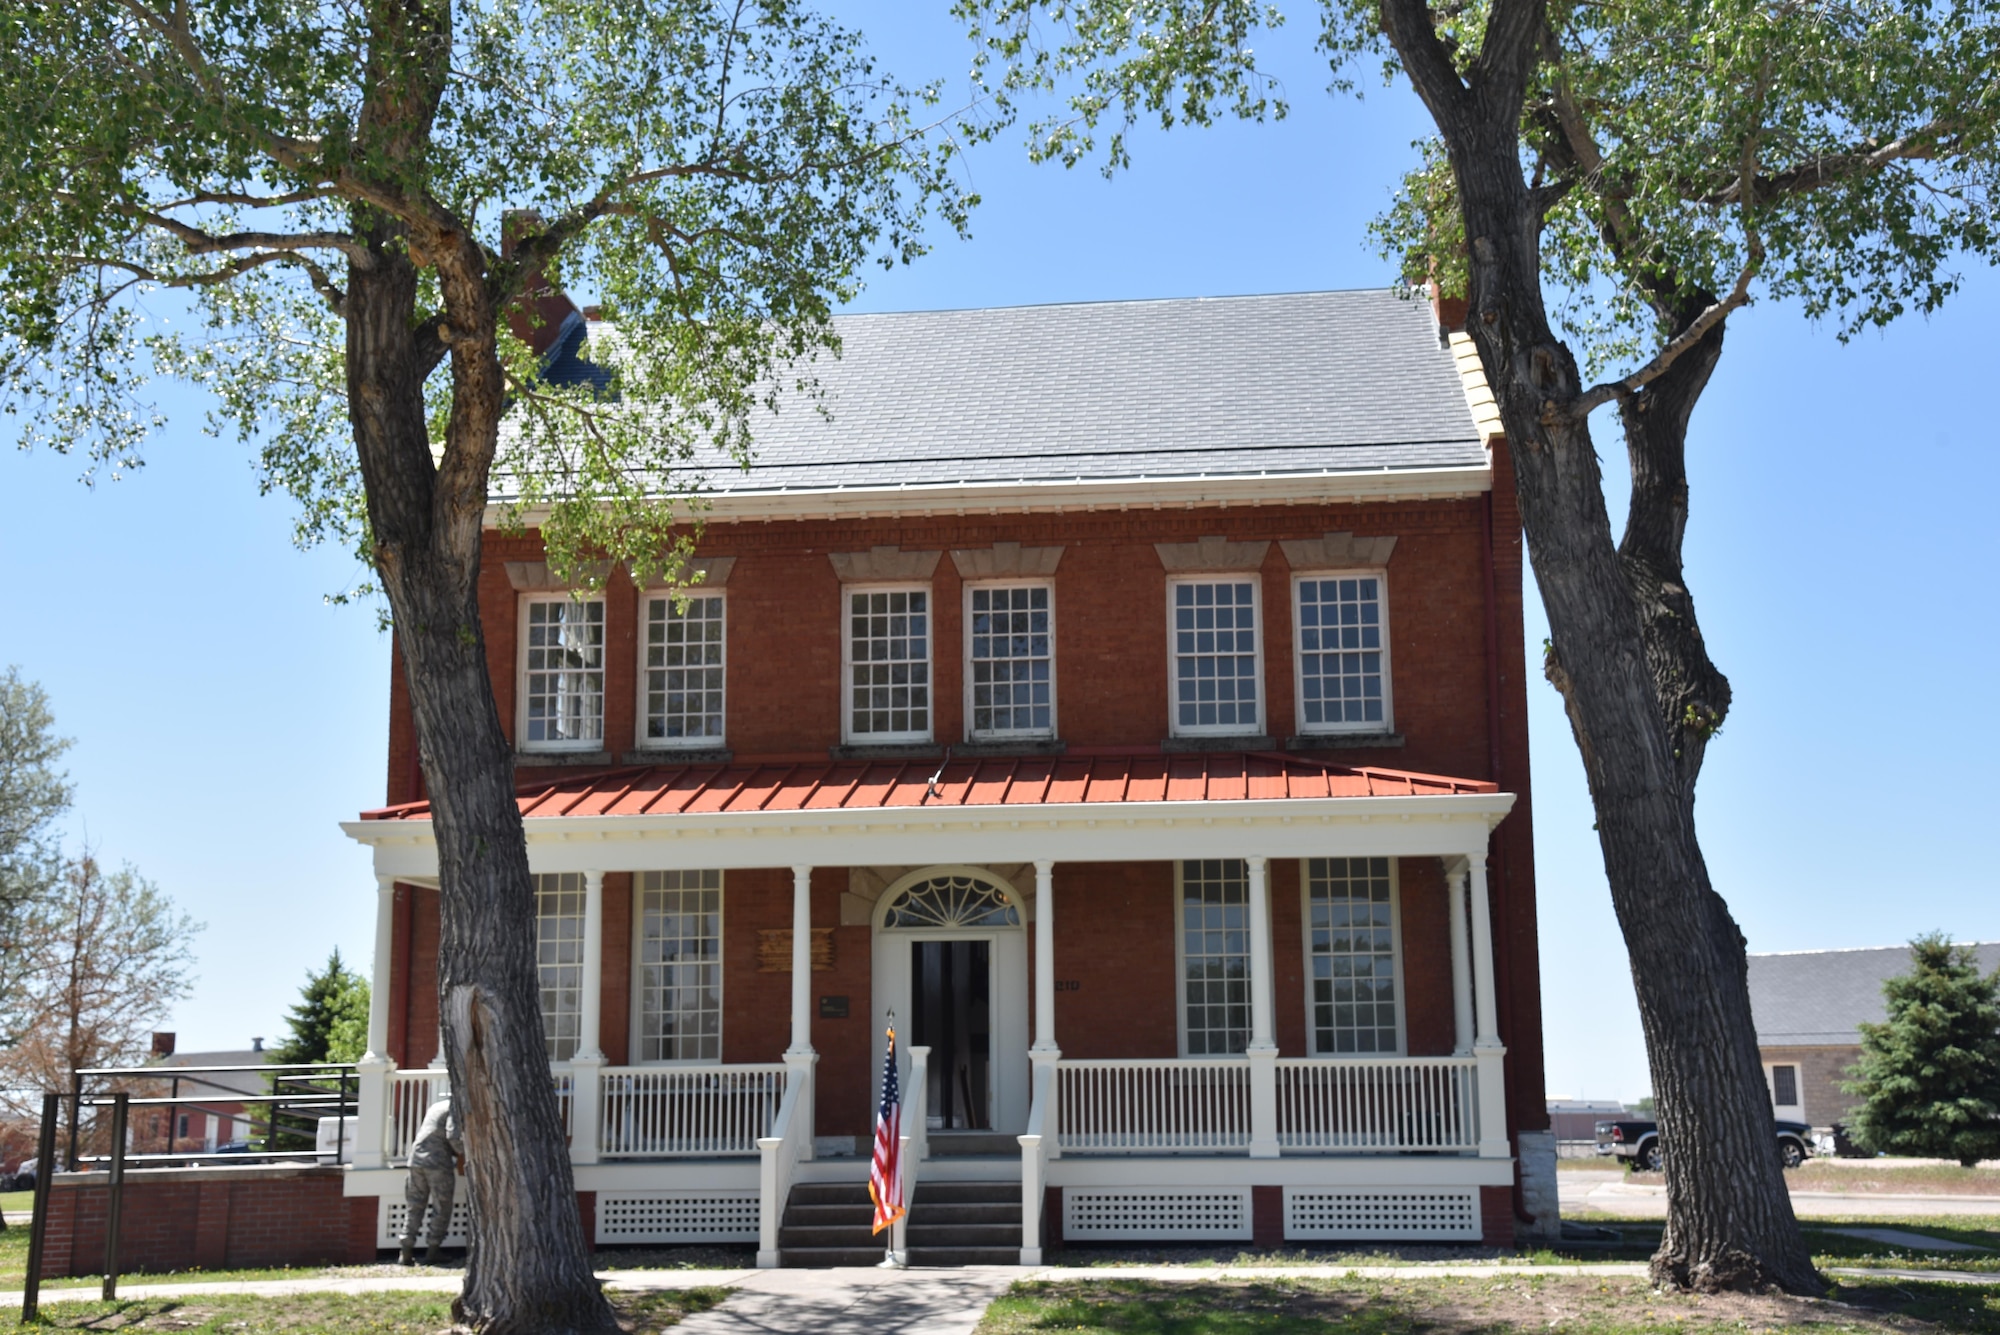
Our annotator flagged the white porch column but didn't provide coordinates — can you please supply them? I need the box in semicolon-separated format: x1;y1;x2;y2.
1467;851;1511;1158
786;865;817;1158
354;875;396;1170
1245;855;1280;1159
1446;859;1474;1055
568;869;606;1165
1032;861;1058;1054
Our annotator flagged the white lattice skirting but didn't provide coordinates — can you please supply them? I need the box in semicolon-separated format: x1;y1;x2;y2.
1062;1188;1252;1241
380;1197;470;1249
596;1191;760;1244
1284;1188;1480;1240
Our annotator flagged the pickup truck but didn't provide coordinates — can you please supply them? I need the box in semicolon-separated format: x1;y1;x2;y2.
1596;1117;1814;1171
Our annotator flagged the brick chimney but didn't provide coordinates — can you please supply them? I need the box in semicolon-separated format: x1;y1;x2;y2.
501;208;581;358
150;1032;175;1057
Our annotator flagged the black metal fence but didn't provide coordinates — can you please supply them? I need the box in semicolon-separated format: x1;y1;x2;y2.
19;1062;357;1322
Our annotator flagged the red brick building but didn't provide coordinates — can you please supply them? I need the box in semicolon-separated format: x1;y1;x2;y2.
340;290;1554;1262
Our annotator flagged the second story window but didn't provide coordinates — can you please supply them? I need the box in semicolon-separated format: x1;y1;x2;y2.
847;587;931;742
641;593;725;747
522;595;604;749
1295;573;1390;733
967;583;1054;739
1168;578;1262;736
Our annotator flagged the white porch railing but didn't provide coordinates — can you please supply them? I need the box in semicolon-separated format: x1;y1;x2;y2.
597;1064;788;1158
1276;1056;1478;1152
755;1059;815;1269
1055;1058;1251;1154
384;1067;574;1163
1018;1058;1055;1263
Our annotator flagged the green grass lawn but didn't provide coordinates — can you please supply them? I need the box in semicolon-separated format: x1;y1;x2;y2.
1560;1214;2000;1274
18;1286;727;1332
975;1275;2000;1335
1;1190;32;1213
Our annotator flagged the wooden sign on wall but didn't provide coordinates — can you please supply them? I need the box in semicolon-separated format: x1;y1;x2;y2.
757;927;835;972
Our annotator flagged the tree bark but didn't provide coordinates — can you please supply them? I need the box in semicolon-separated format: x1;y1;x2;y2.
1378;0;1821;1293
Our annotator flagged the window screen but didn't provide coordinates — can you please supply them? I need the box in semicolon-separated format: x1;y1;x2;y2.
534;874;586;1061
1296;575;1386;729
1306;857;1399;1054
1171;581;1260;732
1772;1064;1799;1107
643;594;725;744
638;870;723;1062
969;584;1053;736
848;588;930;738
1180;859;1251;1055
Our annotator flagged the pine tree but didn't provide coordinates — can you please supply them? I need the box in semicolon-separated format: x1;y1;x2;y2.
271;950;369;1065
1845;935;2000;1168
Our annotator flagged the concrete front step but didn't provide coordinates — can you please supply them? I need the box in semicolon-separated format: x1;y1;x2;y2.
907;1246;1023;1267
907;1222;1021;1247
927;1132;1020;1156
915;1181;1019;1205
779;1245;896;1267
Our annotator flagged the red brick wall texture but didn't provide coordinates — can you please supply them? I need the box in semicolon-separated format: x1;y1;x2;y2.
379;494;1547;1144
40;1173;378;1278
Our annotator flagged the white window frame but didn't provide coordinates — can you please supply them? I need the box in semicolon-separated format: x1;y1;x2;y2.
517;592;607;752
962;579;1058;742
1766;1062;1803;1114
1173;858;1254;1058
842;582;934;745
634;589;728;751
630;869;725;1064
1298;857;1407;1057
1291;569;1394;736
1165;576;1266;737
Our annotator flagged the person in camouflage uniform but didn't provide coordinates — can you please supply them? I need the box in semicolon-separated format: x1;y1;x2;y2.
400;1093;463;1265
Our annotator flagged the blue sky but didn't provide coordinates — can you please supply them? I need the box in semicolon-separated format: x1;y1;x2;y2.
2;3;1995;1101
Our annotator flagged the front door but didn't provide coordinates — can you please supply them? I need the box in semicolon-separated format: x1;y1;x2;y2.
911;940;992;1129
870;867;1029;1135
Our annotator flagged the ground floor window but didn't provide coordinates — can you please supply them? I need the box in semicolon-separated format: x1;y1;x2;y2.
1305;857;1401;1054
534;873;586;1061
1770;1064;1799;1108
1178;859;1251;1055
637;870;723;1061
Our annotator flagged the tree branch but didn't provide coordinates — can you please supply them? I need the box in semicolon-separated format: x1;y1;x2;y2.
1699;121;1955;205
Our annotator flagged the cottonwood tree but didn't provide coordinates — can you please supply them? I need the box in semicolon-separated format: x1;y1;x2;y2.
0;854;201;1164
1845;934;2000;1168
0;2;965;1328
0;667;71;924
958;0;2000;1292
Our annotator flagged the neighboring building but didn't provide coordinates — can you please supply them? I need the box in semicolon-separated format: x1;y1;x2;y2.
135;1033;271;1153
1546;1098;1628;1143
1748;943;2000;1128
340;289;1553;1261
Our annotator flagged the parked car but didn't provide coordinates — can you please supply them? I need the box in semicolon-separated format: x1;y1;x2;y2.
1596;1117;1813;1170
2;1158;33;1191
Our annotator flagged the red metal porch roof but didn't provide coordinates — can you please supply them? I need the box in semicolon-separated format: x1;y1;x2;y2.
360;750;1496;822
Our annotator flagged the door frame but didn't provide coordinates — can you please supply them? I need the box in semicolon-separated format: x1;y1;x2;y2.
871;865;1031;1135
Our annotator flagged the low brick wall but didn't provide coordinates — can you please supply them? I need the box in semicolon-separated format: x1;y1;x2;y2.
39;1165;379;1278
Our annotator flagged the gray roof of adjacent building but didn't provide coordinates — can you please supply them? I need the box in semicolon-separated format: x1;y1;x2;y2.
1749;943;2000;1048
532;288;1490;507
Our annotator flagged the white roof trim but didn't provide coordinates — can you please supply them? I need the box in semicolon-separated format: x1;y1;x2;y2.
344;790;1515;879
1448;332;1505;447
485;464;1493;529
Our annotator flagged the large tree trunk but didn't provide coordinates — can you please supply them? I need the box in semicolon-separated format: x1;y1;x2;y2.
1378;0;1820;1291
344;230;617;1332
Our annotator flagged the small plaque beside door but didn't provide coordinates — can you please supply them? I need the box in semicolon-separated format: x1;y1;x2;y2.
818;995;850;1019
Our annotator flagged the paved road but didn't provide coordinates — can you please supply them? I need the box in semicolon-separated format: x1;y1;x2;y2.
1562;1170;2000;1219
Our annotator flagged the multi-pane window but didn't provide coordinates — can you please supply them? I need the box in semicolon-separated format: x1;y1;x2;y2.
523;597;605;747
1306;858;1400;1054
1179;859;1251;1056
534;874;586;1061
847;587;931;740
1296;575;1389;731
968;584;1054;737
642;593;725;746
1771;1064;1799;1108
637;870;723;1062
1169;580;1261;734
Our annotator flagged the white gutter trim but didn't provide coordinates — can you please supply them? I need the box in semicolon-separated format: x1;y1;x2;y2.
483;464;1492;529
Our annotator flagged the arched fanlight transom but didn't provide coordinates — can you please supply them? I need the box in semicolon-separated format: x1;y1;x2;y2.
881;873;1020;930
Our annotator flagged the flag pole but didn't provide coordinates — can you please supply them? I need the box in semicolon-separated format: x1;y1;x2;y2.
876;1009;906;1269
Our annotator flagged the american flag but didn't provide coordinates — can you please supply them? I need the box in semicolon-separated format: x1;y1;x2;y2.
869;1024;905;1235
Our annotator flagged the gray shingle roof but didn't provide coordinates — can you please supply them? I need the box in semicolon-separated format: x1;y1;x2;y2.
670;289;1485;497
1749;943;2000;1047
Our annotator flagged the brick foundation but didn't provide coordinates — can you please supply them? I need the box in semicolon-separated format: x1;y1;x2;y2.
1479;1185;1516;1249
39;1167;378;1278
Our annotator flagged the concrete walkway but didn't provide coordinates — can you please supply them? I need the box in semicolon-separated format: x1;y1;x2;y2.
1561;1170;2000;1219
